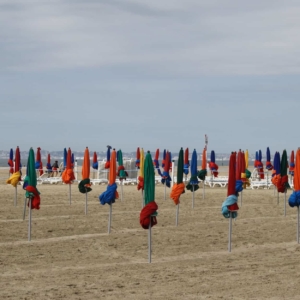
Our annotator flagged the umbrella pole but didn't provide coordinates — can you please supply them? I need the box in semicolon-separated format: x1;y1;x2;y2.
266;172;269;189
141;190;144;208
108;203;112;234
148;217;152;263
277;191;279;205
23;197;27;220
14;186;17;206
85;190;88;215
120;181;123;201
240;190;243;207
284;190;286;217
164;182;166;200
176;203;179;226
69;184;71;205
192;185;195;209
297;206;299;244
202;180;205;199
28;197;32;241
228;212;232;252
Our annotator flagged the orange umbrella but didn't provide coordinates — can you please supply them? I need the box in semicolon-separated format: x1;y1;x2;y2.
62;148;75;204
78;147;92;214
109;149;116;185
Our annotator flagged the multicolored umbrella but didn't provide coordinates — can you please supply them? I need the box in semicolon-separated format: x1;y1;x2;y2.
46;153;52;174
23;148;41;241
62;148;75;204
244;149;251;185
35;147;43;176
289;150;295;176
78;147;92;214
8;148;14;174
6;146;22;206
209;150;219;177
99;149;119;233
139;151;158;263
170;148;185;226
137;148;145;192
157;150;171;200
135;147;140;169
221;151;242;252
117;149;128;201
105;146;112;169
266;147;273;171
153;149;160;169
92;151;98;179
183;148;189;178
289;148;300;242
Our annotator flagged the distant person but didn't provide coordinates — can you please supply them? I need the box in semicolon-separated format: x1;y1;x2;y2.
52;160;59;177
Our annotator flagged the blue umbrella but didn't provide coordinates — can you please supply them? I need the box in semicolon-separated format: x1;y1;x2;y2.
8;148;14;174
63;148;67;170
186;149;199;208
209;150;219;177
266;147;273;170
162;149;166;168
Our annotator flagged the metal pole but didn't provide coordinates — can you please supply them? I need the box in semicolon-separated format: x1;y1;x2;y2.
148;217;152;263
141;190;144;208
228;212;232;252
164;182;166;200
85;191;88;215
176;204;179;226
69;184;71;205
14;186;17;206
192;185;195;209
120;181;123;201
171;161;175;188
240;190;243;207
297;206;299;244
202;179;205;199
108;204;112;234
277;192;279;205
23;197;27;220
284;190;286;217
28;197;32;241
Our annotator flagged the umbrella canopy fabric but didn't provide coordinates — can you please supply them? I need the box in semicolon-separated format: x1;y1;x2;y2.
186;149;199;191
183;148;189;176
105;146;112;169
198;148;207;181
255;149;264;179
62;148;75;184
244;149;251;179
221;152;241;218
35;147;43;176
275;149;289;193
161;149;166;168
92;152;98;170
63;148;67;170
23;148;40;209
209;150;219;177
78;147;92;193
137;148;145;190
158;150;171;187
289;150;295;176
170;148;185;205
266;147;273;170
153;149;160;169
8;148;14;174
289;149;300;207
135;147;140;169
140;151;158;229
6;146;21;187
99;149;119;205
46;153;52;172
117;149;128;179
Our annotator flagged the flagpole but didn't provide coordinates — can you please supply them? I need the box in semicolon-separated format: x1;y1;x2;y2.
108;203;112;234
28;197;32;241
228;212;232;252
148;218;152;263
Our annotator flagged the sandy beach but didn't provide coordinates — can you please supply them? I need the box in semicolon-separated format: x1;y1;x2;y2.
1;168;300;299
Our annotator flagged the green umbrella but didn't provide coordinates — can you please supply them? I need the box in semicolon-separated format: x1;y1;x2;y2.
141;151;158;263
23;148;40;241
169;148;185;226
280;149;290;216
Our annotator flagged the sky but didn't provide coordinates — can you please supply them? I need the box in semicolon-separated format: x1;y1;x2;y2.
1;0;300;155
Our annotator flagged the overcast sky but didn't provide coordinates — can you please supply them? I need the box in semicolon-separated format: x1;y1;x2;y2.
1;0;300;155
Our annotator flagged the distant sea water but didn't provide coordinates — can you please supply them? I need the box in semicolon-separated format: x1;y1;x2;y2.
0;158;233;168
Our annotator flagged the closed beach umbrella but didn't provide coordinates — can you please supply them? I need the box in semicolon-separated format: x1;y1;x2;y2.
289;149;300;242
278;150;289;216
117;149;128;201
23;148;41;241
289;150;295;176
183;148;189;177
209;150;219;177
99;149;119;233
78;147;92;214
170;148;185;226
46;153;52;173
153;149;160;169
105;146;111;169
198;148;207;199
62;148;75;204
8;148;14;174
135;147;140;169
35;147;43;176
266;147;273;170
158;150;171;200
161;149;166;168
139;151;158;263
92;151;98;179
186;149;199;209
63;148;67;170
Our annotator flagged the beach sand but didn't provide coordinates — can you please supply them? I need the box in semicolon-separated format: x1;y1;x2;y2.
1;169;300;299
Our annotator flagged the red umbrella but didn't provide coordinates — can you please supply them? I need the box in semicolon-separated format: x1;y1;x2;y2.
153;149;159;169
289;150;295;176
36;147;43;176
62;148;75;183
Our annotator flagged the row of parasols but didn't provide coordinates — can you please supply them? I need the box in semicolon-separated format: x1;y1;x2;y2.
5;146;300;263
